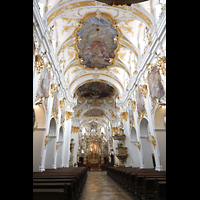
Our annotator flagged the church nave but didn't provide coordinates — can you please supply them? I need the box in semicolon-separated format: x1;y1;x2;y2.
81;171;133;200
33;0;166;199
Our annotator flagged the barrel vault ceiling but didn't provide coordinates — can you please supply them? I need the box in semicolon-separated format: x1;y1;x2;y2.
37;0;161;135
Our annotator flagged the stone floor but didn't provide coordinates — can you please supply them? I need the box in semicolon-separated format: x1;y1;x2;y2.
81;171;134;200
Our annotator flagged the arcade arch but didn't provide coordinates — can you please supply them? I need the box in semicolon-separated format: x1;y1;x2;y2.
33;103;46;172
154;104;166;170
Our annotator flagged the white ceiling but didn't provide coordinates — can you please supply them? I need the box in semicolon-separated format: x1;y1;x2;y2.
36;0;165;130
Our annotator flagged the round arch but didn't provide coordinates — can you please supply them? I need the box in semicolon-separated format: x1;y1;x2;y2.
45;117;57;169
69;76;123;97
130;126;140;167
33;103;46;172
140;118;154;168
154;104;166;171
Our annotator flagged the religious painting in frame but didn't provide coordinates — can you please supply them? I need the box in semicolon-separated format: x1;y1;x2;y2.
147;65;165;111
37;66;50;98
136;87;147;122
52;88;59;118
128;102;134;127
147;65;165;100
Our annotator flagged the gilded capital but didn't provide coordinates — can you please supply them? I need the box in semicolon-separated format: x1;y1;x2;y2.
65;111;73;120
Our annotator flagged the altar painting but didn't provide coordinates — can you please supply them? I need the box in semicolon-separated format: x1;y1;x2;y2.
37;67;50;98
76;16;119;69
128;102;134;126
147;65;165;100
136;87;146;118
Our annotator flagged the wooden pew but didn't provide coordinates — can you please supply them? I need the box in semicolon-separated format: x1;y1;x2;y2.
103;166;166;200
154;178;166;200
33;188;67;200
33;167;88;200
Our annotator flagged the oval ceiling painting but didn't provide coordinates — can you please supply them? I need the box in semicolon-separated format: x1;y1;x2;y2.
76;16;119;69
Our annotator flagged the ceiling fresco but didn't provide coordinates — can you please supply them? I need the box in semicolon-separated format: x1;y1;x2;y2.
77;82;115;99
84;108;104;117
76;16;119;69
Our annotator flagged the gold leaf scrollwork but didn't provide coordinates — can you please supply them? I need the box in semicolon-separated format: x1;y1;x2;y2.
112;126;120;134
149;133;156;149
141;84;148;98
34;54;44;74
71;126;79;133
44;132;54;149
65;111;73;121
59;100;64;108
137;140;141;151
131;100;136;112
50;83;56;96
157;56;166;76
120;111;129;121
56;141;64;151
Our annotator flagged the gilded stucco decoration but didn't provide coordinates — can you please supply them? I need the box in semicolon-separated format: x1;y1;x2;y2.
141;84;148;98
34;53;45;74
50;83;56;96
71;126;80;133
156;56;166;76
120;111;128;121
131;100;136;112
65;111;73;121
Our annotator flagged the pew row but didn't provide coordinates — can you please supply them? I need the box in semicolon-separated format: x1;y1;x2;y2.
33;167;88;200
104;166;166;200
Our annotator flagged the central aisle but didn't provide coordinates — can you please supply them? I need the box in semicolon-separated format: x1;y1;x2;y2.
81;171;134;200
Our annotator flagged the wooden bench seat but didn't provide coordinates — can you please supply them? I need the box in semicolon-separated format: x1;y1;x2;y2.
33;188;67;200
33;167;88;200
103;166;166;200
